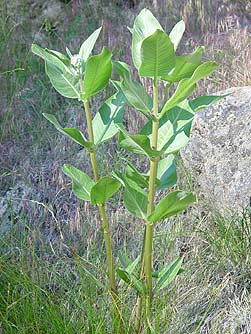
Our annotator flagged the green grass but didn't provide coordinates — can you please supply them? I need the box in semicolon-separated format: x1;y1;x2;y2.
1;210;251;333
0;227;131;333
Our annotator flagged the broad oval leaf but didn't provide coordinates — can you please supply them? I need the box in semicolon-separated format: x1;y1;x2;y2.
169;20;185;51
45;61;80;99
48;49;71;68
189;94;228;112
113;171;148;220
113;61;153;116
160;61;216;116
119;131;160;157
164;131;189;155
125;163;148;189
157;155;177;190
90;176;121;205
139;29;175;78
141;99;195;154
92;92;126;145
79;27;102;62
83;47;112;98
62;164;95;201
154;257;183;292
162;47;203;83
31;44;71;72
43;113;92;149
32;44;80;98
113;61;131;82
124;185;147;220
121;81;153;118
132;8;163;69
156;120;173;150
148;190;196;223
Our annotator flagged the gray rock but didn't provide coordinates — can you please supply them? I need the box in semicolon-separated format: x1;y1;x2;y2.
181;86;251;213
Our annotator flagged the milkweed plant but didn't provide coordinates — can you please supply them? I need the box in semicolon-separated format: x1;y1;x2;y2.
32;8;223;333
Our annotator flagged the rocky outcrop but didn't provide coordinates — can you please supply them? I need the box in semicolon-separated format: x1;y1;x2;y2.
181;86;251;214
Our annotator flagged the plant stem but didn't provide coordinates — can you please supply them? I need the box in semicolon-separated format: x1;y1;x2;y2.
83;99;116;293
135;78;159;332
135;229;146;333
144;77;159;329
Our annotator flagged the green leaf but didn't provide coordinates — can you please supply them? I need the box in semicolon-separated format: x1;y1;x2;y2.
31;44;70;72
160;61;216;117
148;190;196;223
66;47;73;59
189;94;228;112
92;92;125;145
142;99;195;154
90;176;121;205
118;125;160;157
157;155;177;190
147;118;188;154
116;268;146;294
118;252;140;275
162;131;190;155
124;185;147;220
62;164;95;201
113;61;131;82
32;44;80;98
43;113;92;149
113;61;153;116
47;49;71;67
132;8;163;69
113;171;148;220
121;81;153;118
111;79;122;92
155;120;173;150
125;256;140;275
169;20;185;51
119;132;158;157
79;27;102;62
154;257;183;291
139;29;175;78
83;47;112;98
45;62;80;99
125;163;148;188
162;47;203;83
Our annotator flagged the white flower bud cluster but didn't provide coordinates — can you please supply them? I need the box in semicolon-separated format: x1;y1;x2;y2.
70;55;81;68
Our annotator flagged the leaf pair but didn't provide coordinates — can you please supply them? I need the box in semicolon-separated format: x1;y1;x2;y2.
117;105;190;157
31;27;112;100
114;170;195;222
44;91;125;149
117;253;183;294
62;164;120;205
131;9;184;74
123;95;224;157
160;61;216;116
116;253;145;294
124;156;177;191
